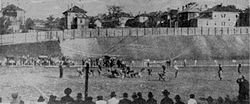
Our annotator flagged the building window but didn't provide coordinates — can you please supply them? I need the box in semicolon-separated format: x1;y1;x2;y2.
221;22;226;26
80;20;82;23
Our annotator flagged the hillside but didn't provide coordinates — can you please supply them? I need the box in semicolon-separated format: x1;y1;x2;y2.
60;34;250;60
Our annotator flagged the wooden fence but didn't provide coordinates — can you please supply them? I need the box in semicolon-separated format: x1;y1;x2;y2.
0;27;249;46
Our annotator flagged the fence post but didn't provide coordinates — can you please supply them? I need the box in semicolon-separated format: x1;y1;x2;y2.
246;27;249;34
62;30;65;40
98;28;100;36
12;33;14;43
240;28;242;34
25;33;27;42
180;28;182;35
234;28;236;34
136;28;138;36
167;28;168;35
194;28;196;35
221;27;223;35
144;28;146;35
215;27;217;35
36;32;38;42
0;35;2;45
122;28;124;36
159;28;161;35
152;28;154;35
187;28;189;35
227;27;229;35
174;28;176;35
113;30;115;37
106;29;108;37
129;28;131;36
90;31;92;38
201;27;203;35
208;28;210;35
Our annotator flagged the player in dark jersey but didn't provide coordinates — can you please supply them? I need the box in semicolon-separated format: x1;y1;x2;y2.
218;64;223;80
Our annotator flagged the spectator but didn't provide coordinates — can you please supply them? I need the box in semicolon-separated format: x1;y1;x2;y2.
84;96;95;104
131;93;138;104
187;94;197;104
119;93;132;104
237;64;241;74
107;92;119;104
236;75;249;101
218;64;223;80
135;92;146;104
96;96;107;104
160;89;174;104
37;96;46;104
59;61;63;78
74;93;84;104
206;96;215;104
216;97;224;104
146;92;157;104
224;95;231;104
61;88;74;104
48;95;58;104
174;95;184;104
10;93;24;104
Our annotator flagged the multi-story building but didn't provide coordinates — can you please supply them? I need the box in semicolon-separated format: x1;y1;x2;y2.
0;4;25;33
191;5;240;27
63;6;89;29
177;2;203;27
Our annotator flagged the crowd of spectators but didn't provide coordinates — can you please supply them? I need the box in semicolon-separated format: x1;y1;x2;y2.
0;55;74;66
0;87;248;104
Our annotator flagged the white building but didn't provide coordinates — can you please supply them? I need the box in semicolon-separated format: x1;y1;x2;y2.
0;4;25;33
195;5;240;27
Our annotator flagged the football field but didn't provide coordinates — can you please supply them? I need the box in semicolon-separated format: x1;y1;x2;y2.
0;65;248;103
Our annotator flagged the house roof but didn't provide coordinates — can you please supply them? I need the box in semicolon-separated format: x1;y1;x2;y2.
135;13;149;18
119;12;133;18
179;7;201;13
1;4;25;12
203;5;241;12
63;6;87;14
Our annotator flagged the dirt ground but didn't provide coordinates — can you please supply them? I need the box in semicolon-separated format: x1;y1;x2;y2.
0;65;249;103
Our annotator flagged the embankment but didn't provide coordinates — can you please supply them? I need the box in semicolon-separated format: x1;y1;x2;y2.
0;41;62;59
60;34;250;60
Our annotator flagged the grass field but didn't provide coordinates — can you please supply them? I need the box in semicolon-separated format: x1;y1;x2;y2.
0;65;249;103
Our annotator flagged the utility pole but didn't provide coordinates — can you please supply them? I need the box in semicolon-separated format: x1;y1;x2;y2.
84;62;89;100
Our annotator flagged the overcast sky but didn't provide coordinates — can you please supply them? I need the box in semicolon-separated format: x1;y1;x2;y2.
1;0;249;19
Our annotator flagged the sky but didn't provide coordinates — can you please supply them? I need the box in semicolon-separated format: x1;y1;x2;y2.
0;0;249;19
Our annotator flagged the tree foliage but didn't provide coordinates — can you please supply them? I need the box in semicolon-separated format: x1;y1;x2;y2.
45;15;56;30
0;17;11;35
25;18;35;30
44;15;65;30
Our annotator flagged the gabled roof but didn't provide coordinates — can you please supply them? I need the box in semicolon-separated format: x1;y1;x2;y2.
203;5;241;12
63;6;87;14
119;12;133;18
135;13;149;18
179;7;201;13
1;4;25;12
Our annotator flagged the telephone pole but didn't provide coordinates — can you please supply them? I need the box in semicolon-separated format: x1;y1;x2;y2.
84;62;89;100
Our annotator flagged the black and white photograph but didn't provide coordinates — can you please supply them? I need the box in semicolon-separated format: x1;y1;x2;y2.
0;0;249;104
